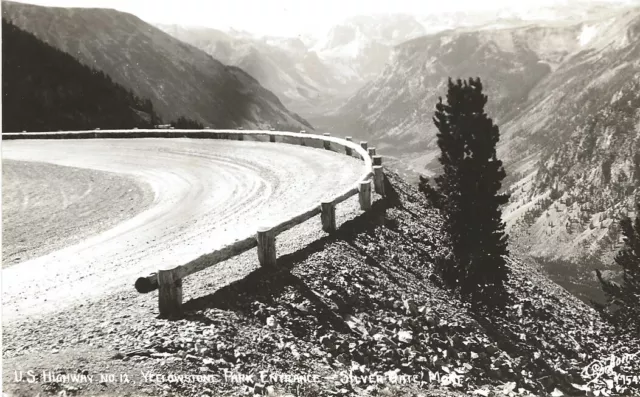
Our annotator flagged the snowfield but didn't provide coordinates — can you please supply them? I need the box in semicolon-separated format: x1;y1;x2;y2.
2;138;364;323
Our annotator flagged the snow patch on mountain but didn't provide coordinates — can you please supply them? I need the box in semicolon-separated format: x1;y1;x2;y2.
578;25;598;45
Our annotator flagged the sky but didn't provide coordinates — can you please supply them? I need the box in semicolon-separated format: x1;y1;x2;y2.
9;0;640;37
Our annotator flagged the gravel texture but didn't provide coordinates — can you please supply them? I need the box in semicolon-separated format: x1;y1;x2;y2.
2;159;154;267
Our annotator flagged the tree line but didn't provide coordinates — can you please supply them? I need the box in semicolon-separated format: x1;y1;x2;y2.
2;19;204;132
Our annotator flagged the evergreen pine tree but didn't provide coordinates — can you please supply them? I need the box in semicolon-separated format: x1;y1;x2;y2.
595;202;640;335
423;77;510;300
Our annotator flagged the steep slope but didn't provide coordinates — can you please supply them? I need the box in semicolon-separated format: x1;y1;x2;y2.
329;7;640;301
2;19;161;131
1;1;312;131
330;22;589;155
502;9;640;300
157;24;344;115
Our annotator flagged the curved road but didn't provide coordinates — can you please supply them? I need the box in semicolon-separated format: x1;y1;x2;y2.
2;138;364;322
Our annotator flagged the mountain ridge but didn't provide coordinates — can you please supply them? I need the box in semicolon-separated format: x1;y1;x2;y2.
1;0;312;131
2;18;162;131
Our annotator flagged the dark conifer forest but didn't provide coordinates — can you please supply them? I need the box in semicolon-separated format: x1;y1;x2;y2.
2;19;162;132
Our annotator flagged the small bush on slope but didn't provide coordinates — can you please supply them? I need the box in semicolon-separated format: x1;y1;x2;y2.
120;171;638;397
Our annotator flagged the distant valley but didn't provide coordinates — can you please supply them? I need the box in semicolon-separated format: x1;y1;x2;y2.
321;5;640;301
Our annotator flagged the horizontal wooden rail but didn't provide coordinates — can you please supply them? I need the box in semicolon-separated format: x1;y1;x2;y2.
331;186;359;207
5;128;383;318
272;205;322;236
135;235;258;294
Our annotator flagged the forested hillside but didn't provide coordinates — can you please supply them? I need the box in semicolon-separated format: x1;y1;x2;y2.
2;1;312;131
2;19;161;132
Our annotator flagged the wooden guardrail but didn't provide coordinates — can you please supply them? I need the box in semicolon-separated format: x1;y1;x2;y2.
3;128;385;317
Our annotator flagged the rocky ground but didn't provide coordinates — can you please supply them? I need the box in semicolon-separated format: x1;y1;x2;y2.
3;171;640;397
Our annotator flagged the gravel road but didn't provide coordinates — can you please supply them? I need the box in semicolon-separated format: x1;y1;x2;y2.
2;138;365;324
3;160;154;267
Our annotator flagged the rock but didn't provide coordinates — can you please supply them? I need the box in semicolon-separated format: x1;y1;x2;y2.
485;344;499;355
398;331;413;344
295;303;310;313
185;354;200;363
336;353;349;365
404;300;419;316
253;383;265;394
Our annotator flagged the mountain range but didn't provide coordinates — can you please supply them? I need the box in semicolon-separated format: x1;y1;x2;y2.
1;0;311;131
157;1;638;120
319;5;640;301
156;15;432;117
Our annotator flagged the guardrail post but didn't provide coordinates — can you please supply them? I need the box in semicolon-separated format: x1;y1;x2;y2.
368;147;376;156
257;227;276;268
321;200;336;232
359;180;372;210
157;268;182;318
373;166;385;196
359;142;368;160
373;155;382;166
323;133;331;150
345;137;353;156
270;134;276;143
